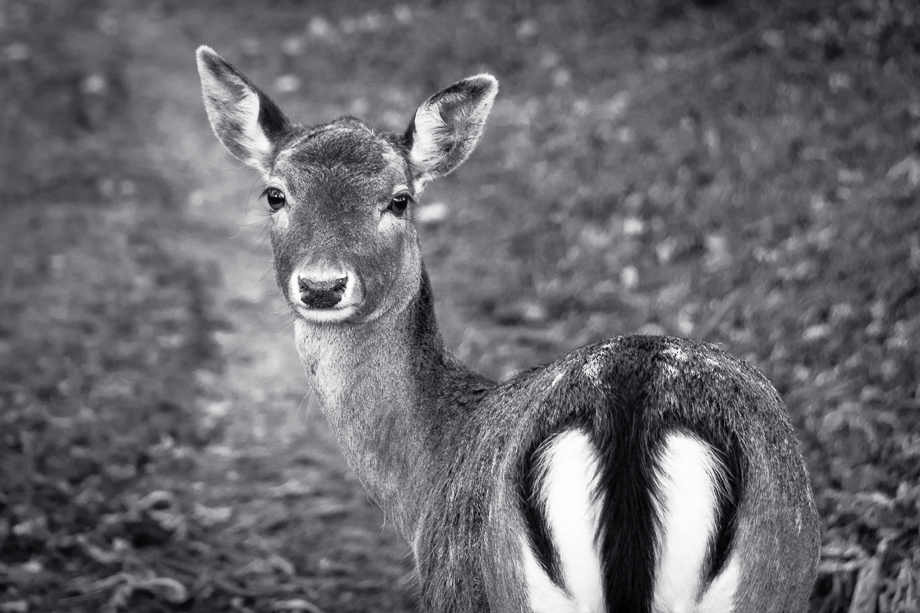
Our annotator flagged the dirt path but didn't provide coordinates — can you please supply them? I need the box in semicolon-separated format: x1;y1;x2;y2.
115;6;415;611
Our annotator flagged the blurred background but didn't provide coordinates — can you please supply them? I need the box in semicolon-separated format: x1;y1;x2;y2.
1;0;918;611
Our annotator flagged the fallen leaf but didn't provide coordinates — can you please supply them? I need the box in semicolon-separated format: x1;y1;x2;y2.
131;576;189;603
848;556;881;613
193;503;233;526
272;599;324;613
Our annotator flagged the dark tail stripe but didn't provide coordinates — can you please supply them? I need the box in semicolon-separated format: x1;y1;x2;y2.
590;385;662;613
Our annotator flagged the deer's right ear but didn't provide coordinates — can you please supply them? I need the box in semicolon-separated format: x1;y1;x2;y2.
405;74;498;188
196;46;291;173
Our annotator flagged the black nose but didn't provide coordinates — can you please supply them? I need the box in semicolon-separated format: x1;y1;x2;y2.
298;276;347;309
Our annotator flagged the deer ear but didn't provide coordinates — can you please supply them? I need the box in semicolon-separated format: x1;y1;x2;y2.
196;46;291;173
405;74;497;186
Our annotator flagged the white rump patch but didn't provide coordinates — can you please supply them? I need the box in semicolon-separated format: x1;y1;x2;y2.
652;433;731;613
531;429;605;613
521;536;581;613
696;557;740;613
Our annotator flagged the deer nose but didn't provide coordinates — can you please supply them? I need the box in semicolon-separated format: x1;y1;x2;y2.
298;275;348;309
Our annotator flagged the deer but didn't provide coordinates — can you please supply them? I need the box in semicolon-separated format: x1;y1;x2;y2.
196;46;821;613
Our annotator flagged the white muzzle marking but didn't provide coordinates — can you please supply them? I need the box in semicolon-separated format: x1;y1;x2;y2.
289;265;360;323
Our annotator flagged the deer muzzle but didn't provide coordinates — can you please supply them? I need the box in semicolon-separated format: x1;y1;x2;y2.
298;275;348;309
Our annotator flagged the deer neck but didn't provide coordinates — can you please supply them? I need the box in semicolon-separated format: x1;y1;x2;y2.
293;268;493;536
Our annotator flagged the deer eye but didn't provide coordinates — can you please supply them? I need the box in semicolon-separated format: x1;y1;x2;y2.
387;193;412;217
263;187;287;211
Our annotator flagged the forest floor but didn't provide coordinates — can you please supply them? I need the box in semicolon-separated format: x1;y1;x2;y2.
1;0;918;611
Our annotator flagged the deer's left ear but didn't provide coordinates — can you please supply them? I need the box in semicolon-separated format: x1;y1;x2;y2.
196;46;291;173
405;74;498;187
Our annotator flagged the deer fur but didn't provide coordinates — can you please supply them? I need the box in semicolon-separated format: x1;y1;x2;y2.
197;46;821;613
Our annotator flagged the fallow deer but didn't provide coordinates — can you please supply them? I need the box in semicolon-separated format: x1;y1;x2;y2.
197;46;820;613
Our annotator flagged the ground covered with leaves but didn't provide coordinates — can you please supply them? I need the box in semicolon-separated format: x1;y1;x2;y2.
1;0;918;611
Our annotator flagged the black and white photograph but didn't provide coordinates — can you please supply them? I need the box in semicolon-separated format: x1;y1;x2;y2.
0;0;918;611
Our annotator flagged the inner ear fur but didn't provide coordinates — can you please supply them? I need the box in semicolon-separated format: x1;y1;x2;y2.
405;74;498;184
196;46;291;172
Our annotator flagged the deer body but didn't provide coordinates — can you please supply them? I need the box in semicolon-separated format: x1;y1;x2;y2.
197;47;821;613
